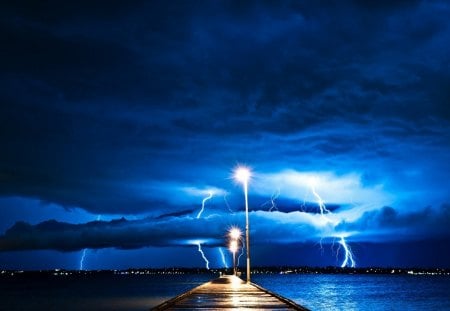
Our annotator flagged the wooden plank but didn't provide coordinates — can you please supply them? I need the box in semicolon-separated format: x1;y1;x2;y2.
151;275;310;310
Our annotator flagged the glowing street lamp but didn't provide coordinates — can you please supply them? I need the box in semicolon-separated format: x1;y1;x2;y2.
229;240;238;275
229;227;242;240
234;166;251;283
228;227;242;276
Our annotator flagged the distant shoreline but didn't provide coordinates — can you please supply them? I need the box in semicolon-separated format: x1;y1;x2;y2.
1;266;449;277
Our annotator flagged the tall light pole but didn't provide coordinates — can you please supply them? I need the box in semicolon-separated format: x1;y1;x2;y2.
229;240;238;275
234;166;251;283
228;227;241;276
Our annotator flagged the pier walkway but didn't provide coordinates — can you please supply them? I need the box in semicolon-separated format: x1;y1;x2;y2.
152;275;309;310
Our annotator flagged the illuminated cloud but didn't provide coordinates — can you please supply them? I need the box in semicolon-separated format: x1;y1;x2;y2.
253;170;392;210
0;0;449;268
2;204;449;252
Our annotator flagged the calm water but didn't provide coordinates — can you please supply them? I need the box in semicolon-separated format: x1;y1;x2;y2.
0;274;212;311
1;273;449;310
252;274;450;311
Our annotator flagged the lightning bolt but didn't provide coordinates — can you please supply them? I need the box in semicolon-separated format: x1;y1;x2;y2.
79;249;87;270
262;188;280;212
317;237;325;255
338;236;356;268
193;191;214;269
223;193;234;213
309;185;331;254
196;242;210;270
237;244;245;267
311;185;331;216
309;184;357;268
79;215;101;270
218;247;228;268
196;191;213;219
269;189;280;211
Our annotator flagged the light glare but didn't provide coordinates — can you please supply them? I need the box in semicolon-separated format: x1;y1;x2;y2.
229;240;238;253
234;166;251;183
229;227;242;240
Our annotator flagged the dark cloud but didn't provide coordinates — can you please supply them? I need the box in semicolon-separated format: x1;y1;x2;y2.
0;217;209;251
350;0;421;11
1;1;450;267
0;210;324;251
156;209;196;220
3;203;449;252
337;205;450;240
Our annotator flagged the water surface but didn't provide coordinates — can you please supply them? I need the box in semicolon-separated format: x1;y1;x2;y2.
252;274;450;311
1;273;449;310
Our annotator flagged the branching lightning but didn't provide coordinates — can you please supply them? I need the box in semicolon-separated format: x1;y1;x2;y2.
196;191;213;219
338;236;356;268
196;242;210;270
311;185;331;216
308;182;357;268
218;247;228;268
262;188;280;212
192;191;215;269
309;183;331;253
269;189;280;211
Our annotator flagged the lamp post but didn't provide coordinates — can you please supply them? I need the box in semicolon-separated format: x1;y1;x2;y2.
234;166;251;283
228;227;241;276
229;240;238;275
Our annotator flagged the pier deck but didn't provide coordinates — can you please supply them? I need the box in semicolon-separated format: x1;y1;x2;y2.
152;275;309;310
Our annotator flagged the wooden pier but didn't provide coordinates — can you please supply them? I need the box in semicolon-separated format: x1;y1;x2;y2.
152;275;310;310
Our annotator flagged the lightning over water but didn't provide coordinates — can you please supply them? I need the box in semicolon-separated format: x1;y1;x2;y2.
79;215;101;270
338;236;356;268
79;249;87;270
196;242;210;270
308;183;357;267
192;190;214;269
218;247;228;268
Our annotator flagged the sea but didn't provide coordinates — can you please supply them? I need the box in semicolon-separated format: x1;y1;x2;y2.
1;273;449;310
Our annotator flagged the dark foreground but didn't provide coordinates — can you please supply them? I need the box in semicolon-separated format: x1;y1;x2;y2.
153;275;309;310
1;270;449;310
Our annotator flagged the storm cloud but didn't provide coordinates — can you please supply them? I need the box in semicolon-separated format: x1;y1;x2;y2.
1;0;449;268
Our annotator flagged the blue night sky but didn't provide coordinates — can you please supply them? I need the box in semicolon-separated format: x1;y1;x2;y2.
1;0;449;270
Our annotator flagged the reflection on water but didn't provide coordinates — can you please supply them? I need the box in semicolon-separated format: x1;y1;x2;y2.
1;273;449;310
252;274;450;311
0;274;212;311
